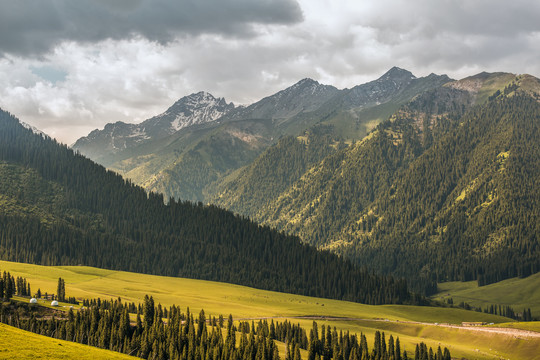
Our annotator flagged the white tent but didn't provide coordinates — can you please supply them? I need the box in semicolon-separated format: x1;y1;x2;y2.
30;298;38;304
51;300;59;306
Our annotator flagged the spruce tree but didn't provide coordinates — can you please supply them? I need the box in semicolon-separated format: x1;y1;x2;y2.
395;337;401;360
388;335;394;360
143;295;154;329
56;277;66;302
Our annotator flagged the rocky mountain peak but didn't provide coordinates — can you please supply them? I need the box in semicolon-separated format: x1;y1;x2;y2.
275;78;337;99
72;91;235;160
342;67;418;108
378;67;416;82
225;78;339;121
294;78;320;87
155;91;234;131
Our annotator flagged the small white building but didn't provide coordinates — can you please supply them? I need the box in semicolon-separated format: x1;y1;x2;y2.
30;298;38;304
51;300;59;306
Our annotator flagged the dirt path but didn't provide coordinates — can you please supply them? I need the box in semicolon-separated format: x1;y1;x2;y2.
433;324;540;339
236;315;540;339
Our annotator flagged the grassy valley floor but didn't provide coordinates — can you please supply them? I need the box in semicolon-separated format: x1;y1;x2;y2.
1;260;539;360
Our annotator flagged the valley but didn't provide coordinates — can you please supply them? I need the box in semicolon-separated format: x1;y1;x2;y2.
1;68;539;360
2;260;540;360
1;0;539;359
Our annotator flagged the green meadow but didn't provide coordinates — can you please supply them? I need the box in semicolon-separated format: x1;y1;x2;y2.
1;260;539;360
434;272;540;316
0;323;136;360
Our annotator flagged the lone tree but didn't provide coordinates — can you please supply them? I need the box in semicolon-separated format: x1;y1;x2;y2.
57;277;65;302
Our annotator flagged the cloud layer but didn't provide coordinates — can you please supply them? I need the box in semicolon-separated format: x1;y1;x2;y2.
0;0;303;56
0;0;539;144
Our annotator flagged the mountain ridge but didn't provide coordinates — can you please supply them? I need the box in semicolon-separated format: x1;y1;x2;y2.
72;91;235;162
72;67;451;203
212;72;540;294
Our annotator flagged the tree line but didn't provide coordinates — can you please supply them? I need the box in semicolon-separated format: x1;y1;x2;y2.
449;298;535;321
0;295;451;360
0;270;31;300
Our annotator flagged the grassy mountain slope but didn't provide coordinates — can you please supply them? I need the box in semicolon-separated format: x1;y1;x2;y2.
0;260;505;324
3;259;540;360
140;119;275;201
0;323;137;360
0;108;411;305
434;272;540;315
222;72;540;294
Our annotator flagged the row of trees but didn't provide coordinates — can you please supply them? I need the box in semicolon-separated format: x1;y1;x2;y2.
0;271;31;299
482;304;534;322
304;321;450;360
2;296;278;360
0;295;451;360
450;299;535;321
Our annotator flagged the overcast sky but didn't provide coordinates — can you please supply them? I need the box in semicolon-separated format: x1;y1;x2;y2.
1;0;539;144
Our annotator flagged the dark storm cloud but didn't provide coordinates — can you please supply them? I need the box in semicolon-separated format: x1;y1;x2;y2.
0;0;303;56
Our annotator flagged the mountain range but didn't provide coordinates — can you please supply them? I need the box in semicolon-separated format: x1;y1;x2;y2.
73;91;235;162
17;67;540;295
214;71;540;293
72;67;451;202
0;109;410;304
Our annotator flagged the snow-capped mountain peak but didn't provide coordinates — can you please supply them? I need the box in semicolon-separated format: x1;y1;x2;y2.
153;91;235;132
72;92;235;159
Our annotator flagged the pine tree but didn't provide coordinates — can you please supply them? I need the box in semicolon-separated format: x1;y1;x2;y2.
372;331;381;360
388;335;394;360
5;273;13;300
56;277;65;302
143;295;154;329
395;337;401;360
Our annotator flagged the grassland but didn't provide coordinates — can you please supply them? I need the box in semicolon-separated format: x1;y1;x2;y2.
0;323;135;360
475;73;516;104
434;272;540;316
490;322;540;332
0;260;508;323
1;260;539;360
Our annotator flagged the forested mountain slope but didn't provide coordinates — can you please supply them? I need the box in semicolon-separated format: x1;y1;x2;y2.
212;125;346;217
217;73;540;294
73;68;450;203
0;109;410;304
